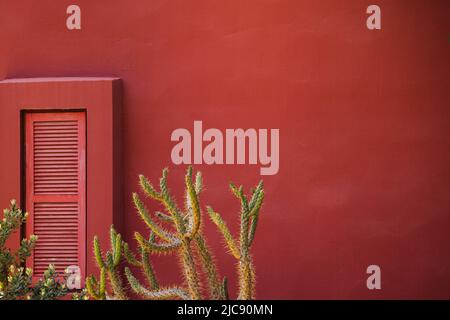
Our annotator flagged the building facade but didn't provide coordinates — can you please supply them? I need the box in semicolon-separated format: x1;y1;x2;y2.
0;0;449;299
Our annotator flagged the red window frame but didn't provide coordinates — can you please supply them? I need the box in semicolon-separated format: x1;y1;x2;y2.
25;111;86;284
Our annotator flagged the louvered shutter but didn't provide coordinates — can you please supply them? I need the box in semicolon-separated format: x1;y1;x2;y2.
25;112;86;282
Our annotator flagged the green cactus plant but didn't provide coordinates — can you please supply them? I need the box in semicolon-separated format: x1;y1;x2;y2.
86;226;127;300
207;180;264;300
86;267;106;300
126;167;225;300
85;167;264;300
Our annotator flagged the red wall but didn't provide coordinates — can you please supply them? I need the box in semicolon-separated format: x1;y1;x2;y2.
0;0;449;299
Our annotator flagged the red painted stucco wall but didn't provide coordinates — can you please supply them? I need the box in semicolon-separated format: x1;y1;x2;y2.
0;0;449;299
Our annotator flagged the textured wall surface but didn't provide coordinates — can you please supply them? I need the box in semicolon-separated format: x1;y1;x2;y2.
0;0;449;299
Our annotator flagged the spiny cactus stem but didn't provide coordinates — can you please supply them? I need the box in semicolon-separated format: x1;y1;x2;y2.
108;270;127;300
207;207;240;259
247;189;264;247
122;242;141;267
133;193;177;243
184;169;201;239
135;231;181;254
113;233;122;267
99;268;107;298
248;181;264;211
139;174;162;201
238;259;255;300
110;226;118;250
93;237;105;269
194;171;203;194
195;234;222;299
222;277;229;300
141;247;159;290
239;194;251;259
126;267;189;300
179;240;202;300
155;211;173;222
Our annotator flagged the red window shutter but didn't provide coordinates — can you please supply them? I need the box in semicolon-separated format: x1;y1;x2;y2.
25;112;86;282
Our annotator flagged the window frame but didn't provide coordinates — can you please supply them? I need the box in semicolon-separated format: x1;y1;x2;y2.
24;111;86;284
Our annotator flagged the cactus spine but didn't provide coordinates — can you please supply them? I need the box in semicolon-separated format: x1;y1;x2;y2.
207;180;264;300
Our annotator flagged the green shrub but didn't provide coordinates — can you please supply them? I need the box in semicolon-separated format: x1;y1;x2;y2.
0;200;68;300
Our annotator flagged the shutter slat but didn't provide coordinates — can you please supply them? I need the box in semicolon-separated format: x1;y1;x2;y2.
33;120;79;196
33;201;79;274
